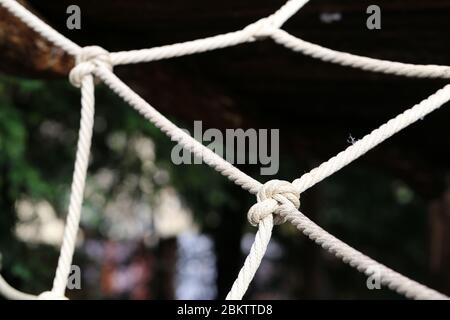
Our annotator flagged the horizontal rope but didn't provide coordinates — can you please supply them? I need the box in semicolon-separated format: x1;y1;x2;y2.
284;208;448;299
51;73;96;297
110;0;311;66
0;0;449;301
226;215;275;300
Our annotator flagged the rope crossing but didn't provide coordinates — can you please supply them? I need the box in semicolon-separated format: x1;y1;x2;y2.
0;0;448;300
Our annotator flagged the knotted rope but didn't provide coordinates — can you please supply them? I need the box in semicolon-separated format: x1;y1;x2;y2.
0;46;110;300
0;0;449;300
247;179;300;226
227;180;300;300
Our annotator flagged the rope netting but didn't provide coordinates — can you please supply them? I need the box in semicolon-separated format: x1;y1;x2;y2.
0;0;449;300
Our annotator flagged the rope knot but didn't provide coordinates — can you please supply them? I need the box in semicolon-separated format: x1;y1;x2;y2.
244;17;278;41
247;179;300;226
69;46;112;87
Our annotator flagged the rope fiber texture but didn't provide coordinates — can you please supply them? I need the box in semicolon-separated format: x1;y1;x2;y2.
0;0;449;300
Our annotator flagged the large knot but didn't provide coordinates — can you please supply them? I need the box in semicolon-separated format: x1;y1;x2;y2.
69;46;112;87
247;179;300;226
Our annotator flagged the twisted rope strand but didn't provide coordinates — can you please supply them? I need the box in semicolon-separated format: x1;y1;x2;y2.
2;0;450;79
93;65;263;194
292;84;450;193
0;274;37;300
110;0;311;65
78;66;450;300
270;29;450;79
51;74;96;296
0;0;80;55
110;28;257;66
0;74;95;301
283;208;448;300
0;0;449;301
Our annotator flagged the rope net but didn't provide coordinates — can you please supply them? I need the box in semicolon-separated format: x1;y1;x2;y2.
0;0;448;300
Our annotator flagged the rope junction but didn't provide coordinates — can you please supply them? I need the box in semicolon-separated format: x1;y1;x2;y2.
0;0;449;300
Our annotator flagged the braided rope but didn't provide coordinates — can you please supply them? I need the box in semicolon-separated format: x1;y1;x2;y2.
270;29;450;79
283;208;448;299
0;0;80;55
51;69;96;296
98;65;450;300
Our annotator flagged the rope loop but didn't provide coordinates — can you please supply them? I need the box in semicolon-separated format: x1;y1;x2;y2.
244;16;278;41
69;46;112;87
247;179;300;226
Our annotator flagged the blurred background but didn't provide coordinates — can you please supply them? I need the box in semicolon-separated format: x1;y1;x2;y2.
1;0;450;299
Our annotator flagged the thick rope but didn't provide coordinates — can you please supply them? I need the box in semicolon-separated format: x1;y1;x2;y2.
2;0;450;79
283;208;448;299
0;0;449;300
0;61;97;300
0;0;80;55
93;65;262;194
270;29;450;79
226;180;300;300
96;62;450;300
226;215;274;300
51;54;99;296
292;84;450;193
109;0;311;66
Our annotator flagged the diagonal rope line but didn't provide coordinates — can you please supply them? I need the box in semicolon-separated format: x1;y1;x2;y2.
0;0;449;300
270;29;450;79
96;65;450;300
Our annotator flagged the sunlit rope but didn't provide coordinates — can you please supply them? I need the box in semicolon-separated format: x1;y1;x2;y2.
0;0;448;300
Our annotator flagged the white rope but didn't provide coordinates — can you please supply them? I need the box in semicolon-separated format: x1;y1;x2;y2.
226;180;300;300
0;0;80;55
93;64;263;194
0;0;449;300
109;0;311;66
96;60;450;300
0;61;96;300
270;29;450;79
267;0;310;29
283;208;448;299
51;51;100;296
292;84;450;193
227;85;450;299
226;215;274;300
2;0;450;80
110;27;258;66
